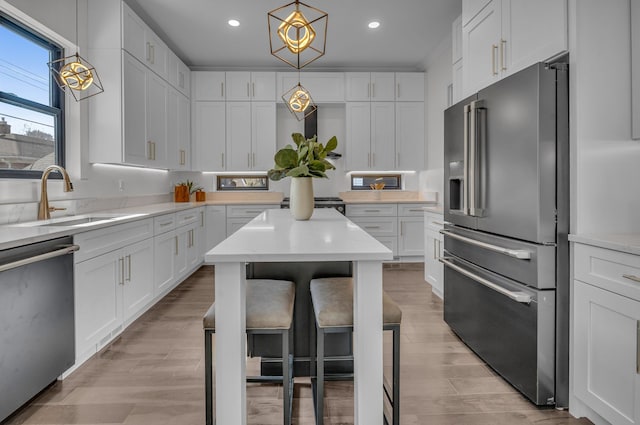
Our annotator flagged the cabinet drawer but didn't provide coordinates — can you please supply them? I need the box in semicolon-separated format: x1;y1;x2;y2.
424;211;446;232
226;204;277;218
74;218;153;263
346;203;397;217
349;216;397;237
574;243;640;302
176;208;201;228
154;213;176;234
398;203;427;217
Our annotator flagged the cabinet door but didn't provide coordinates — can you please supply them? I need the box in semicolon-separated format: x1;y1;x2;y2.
251;102;276;170
251;72;276;101
395;102;425;170
453;60;464;104
122;238;154;324
154;230;176;296
193;71;226;101
147;70;168;166
398;217;424;256
177;93;191;170
370;102;395;170
226;102;252;170
574;280;640;425
424;229;444;298
186;224;200;270
501;0;567;76
166;88;180;169
74;250;123;360
226;72;251;101
206;206;227;252
345;72;372;101
175;228;189;279
177;59;190;96
145;31;167;79
302;72;345;102
371;73;395;101
345;102;371;170
122;3;146;63
123;52;148;166
462;0;501;95
462;0;493;26
395;73;425;101
193;102;226;171
452;15;463;64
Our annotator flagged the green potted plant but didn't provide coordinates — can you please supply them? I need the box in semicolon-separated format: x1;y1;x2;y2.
268;133;338;220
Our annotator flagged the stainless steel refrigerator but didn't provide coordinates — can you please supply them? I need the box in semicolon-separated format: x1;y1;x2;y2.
442;60;569;407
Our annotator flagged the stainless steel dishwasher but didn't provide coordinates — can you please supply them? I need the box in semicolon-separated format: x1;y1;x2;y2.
0;236;78;422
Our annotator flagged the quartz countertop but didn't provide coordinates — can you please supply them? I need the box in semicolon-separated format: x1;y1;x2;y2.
569;233;640;256
205;208;393;263
203;191;283;204
339;190;438;204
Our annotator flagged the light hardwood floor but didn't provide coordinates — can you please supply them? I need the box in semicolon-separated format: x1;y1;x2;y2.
4;265;592;425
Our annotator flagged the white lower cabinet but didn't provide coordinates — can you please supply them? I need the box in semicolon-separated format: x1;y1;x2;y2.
205;205;226;253
424;211;445;298
573;242;640;425
74;221;154;363
226;204;279;237
398;217;423;256
153;228;177;296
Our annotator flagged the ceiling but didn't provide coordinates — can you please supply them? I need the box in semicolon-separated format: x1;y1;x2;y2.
124;0;461;71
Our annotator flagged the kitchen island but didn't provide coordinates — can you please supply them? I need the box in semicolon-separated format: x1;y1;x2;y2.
205;208;392;424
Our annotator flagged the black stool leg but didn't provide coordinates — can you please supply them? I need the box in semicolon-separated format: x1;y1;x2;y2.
282;328;291;425
205;329;213;425
392;325;400;425
316;326;325;425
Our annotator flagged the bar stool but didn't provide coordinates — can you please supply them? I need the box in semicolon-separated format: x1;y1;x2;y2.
309;277;402;425
203;279;296;425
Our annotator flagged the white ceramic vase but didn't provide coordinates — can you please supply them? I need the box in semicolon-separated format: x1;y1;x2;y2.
290;177;314;220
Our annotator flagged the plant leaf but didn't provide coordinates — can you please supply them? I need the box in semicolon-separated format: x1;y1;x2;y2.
267;169;288;181
286;164;309;177
324;136;338;153
291;133;305;147
274;148;298;168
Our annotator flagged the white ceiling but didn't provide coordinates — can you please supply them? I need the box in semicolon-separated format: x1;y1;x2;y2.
124;0;461;71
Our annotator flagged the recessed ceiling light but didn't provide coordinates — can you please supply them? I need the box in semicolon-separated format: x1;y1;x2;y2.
228;19;240;27
368;21;380;29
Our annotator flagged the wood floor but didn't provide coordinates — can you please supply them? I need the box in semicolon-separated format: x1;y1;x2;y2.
4;265;592;425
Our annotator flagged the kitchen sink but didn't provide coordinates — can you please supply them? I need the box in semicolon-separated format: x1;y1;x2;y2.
14;213;147;228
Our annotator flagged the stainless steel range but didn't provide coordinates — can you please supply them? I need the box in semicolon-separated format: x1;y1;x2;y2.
280;197;345;215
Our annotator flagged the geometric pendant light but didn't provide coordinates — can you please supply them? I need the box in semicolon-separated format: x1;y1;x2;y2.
267;0;328;69
282;81;317;121
49;53;104;101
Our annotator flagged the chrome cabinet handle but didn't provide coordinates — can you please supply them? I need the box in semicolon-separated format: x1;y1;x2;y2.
440;229;531;259
500;39;507;71
623;274;640;283
364;209;381;213
371;82;375;98
439;257;532;303
364;225;381;229
432;238;437;260
160;221;173;227
221;82;224;98
252;82;255;98
492;44;498;75
408;209;423;212
119;257;125;285
126;254;132;281
0;244;79;273
246;82;250;98
175;235;179;255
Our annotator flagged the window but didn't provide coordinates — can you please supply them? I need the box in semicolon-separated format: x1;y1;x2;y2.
0;13;64;178
351;174;402;190
217;175;269;191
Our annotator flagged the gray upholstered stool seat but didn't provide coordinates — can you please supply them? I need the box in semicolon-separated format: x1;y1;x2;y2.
204;279;295;425
310;277;402;425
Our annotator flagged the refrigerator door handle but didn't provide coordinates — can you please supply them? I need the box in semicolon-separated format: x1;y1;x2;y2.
439;257;532;304
463;103;470;215
468;100;483;217
440;229;532;259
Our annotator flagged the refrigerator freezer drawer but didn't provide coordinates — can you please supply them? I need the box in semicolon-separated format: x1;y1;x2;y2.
443;225;556;289
443;255;555;405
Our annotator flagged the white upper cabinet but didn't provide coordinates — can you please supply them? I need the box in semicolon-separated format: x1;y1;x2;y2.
452;15;463;64
167;88;191;170
395;102;425;170
277;72;345;103
395;73;424;101
226;102;276;171
462;0;567;96
226;72;276;101
192;101;226;171
345;72;395;101
345;102;395;171
122;2;167;80
193;71;226;101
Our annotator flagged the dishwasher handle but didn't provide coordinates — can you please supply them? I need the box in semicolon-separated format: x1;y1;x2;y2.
0;244;79;273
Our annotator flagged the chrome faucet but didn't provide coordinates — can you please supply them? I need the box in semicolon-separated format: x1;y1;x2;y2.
38;165;74;220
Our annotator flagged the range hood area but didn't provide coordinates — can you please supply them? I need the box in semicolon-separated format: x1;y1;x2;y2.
304;107;342;159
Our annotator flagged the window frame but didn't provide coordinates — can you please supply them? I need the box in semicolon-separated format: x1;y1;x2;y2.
350;174;402;190
0;12;65;179
216;175;270;191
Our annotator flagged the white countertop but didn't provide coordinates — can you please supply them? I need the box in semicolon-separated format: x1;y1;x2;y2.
0;202;204;251
569;233;640;256
205;208;393;263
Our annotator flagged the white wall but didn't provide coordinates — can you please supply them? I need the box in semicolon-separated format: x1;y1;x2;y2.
570;0;640;234
419;34;453;202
